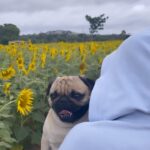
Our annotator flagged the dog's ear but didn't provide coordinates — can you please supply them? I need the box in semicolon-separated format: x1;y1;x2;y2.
46;82;52;96
79;76;95;91
46;78;55;96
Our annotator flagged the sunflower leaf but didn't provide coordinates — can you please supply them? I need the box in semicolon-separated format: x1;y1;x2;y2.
31;111;45;123
14;126;30;142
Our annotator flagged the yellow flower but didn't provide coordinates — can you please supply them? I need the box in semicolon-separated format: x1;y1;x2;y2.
17;56;25;70
28;61;36;71
79;43;85;55
0;66;16;80
22;68;29;76
80;62;86;75
81;54;86;63
98;57;103;64
65;51;71;62
41;52;46;68
3;82;11;95
50;48;57;59
17;89;34;116
90;42;97;55
60;49;65;57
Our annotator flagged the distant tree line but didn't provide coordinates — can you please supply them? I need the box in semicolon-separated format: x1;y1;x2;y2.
19;32;130;43
0;22;130;45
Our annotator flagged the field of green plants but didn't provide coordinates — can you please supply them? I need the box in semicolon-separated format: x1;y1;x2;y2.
0;40;122;150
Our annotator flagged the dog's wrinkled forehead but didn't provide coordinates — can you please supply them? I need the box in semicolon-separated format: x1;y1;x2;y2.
50;76;89;94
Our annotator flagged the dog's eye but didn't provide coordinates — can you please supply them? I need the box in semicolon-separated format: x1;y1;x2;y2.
70;91;84;100
50;92;58;99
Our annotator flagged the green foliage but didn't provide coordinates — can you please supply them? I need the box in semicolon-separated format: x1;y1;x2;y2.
0;122;16;150
11;144;23;150
0;24;20;44
0;100;16;150
85;14;109;34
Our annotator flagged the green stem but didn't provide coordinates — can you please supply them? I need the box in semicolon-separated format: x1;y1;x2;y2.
0;100;16;112
21;116;30;126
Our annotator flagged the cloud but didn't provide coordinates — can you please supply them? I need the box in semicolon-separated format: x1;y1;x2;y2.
0;0;149;34
0;0;145;13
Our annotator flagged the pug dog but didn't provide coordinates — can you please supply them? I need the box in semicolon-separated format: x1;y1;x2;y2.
41;76;95;150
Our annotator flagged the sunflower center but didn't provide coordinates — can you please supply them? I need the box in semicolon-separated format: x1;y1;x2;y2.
20;96;28;107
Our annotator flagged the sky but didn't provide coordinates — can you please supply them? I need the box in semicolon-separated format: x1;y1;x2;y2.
0;0;149;35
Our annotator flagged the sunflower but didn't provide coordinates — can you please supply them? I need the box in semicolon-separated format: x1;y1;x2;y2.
17;89;34;116
22;68;29;76
41;52;46;68
0;66;16;80
80;62;86;75
17;56;25;70
65;51;71;62
90;42;97;55
28;60;36;72
50;48;57;59
3;82;11;95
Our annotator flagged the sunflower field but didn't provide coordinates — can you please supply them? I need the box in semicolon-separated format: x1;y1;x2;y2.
0;40;122;150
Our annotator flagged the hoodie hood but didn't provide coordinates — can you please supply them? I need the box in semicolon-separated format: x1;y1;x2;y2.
89;30;150;123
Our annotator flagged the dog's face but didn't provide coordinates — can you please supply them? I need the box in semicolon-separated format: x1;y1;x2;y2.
47;76;95;123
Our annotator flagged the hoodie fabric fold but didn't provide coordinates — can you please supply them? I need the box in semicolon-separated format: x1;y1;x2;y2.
89;30;150;123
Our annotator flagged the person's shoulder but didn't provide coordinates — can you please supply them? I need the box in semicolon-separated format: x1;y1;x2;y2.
129;29;150;42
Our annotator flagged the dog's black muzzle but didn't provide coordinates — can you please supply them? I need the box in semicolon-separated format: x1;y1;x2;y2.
52;96;89;123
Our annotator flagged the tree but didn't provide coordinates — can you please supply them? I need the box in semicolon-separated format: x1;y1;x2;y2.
85;14;108;34
120;30;126;36
0;24;20;44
